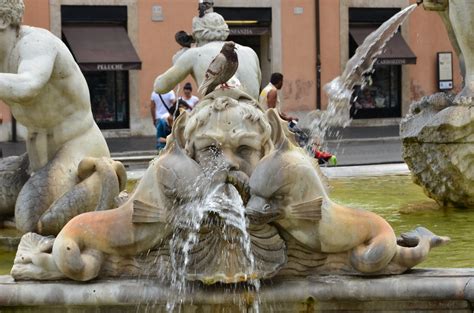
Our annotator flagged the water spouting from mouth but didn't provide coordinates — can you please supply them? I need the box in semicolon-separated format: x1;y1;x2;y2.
165;156;260;312
302;4;418;153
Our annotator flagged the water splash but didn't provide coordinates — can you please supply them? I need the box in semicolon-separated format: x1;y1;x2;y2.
165;159;222;312
165;155;260;312
303;4;418;150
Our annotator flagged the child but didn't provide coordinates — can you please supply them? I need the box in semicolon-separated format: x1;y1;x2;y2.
156;107;184;152
156;113;173;152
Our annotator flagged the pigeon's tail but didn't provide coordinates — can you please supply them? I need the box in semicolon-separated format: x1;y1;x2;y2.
198;80;216;96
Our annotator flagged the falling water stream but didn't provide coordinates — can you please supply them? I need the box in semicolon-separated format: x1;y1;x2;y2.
164;156;260;312
304;3;418;151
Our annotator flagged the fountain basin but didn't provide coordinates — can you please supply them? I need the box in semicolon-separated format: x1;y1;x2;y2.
0;165;470;312
0;269;474;312
2;163;472;275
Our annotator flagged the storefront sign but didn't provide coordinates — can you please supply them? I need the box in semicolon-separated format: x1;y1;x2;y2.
78;63;141;71
376;59;407;65
437;52;453;90
229;27;269;36
97;64;124;71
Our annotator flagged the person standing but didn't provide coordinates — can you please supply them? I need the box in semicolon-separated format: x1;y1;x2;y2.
179;82;199;111
259;73;298;122
150;90;176;150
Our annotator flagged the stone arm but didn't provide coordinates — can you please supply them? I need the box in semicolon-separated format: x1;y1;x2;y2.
154;51;194;94
0;37;57;104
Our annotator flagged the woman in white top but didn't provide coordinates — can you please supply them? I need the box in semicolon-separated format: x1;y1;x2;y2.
150;90;176;125
179;82;199;111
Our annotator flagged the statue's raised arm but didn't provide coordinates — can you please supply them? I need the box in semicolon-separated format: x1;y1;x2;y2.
0;29;57;103
153;11;261;99
154;48;196;94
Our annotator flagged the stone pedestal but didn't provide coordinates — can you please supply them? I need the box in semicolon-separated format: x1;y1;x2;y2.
1;269;474;312
401;94;474;208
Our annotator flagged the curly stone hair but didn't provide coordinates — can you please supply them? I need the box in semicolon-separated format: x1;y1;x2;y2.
0;0;24;28
184;94;272;158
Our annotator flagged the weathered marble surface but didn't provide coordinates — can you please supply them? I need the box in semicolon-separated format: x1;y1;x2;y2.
10;95;448;283
1;269;474;312
404;1;474;208
401;93;474;208
0;0;118;235
5;0;450;286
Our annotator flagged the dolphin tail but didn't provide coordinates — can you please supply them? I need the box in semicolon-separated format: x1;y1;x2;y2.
393;227;450;269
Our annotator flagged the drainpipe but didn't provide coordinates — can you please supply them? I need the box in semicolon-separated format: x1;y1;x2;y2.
11;115;17;142
315;0;322;110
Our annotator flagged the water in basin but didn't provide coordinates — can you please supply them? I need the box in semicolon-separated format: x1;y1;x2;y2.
330;175;473;268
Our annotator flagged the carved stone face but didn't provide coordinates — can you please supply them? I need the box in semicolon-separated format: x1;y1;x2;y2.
188;105;267;177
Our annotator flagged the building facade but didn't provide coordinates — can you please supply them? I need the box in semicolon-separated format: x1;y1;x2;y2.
0;0;461;141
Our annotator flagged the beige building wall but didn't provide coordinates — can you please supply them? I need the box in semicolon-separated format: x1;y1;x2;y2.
136;0;197;137
0;0;463;141
319;0;342;112
407;2;462;101
280;1;317;113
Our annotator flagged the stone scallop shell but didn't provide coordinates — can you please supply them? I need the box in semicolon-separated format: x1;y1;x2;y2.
184;223;286;284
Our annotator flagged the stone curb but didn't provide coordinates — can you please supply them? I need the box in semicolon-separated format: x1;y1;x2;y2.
0;269;473;310
322;163;410;178
124;163;411;181
326;136;401;144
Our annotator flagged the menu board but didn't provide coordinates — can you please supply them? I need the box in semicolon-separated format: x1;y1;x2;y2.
438;52;453;90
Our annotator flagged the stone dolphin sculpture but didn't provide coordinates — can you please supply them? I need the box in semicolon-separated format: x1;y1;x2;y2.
246;109;450;274
12;113;204;281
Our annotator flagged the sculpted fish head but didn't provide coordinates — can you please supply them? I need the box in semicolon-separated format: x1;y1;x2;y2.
246;109;327;224
247;144;320;223
132;112;203;213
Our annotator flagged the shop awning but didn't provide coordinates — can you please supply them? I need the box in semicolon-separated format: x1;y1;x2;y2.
349;26;417;65
62;25;142;71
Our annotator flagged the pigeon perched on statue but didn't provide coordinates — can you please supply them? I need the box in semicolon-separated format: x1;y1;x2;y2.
198;41;239;96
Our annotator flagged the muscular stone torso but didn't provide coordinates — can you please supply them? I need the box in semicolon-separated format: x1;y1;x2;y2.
2;26;103;170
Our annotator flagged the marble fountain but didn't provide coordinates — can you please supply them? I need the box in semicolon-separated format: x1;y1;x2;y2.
0;0;473;312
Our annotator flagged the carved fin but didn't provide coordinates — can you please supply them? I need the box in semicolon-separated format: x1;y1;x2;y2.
288;197;323;220
266;108;294;150
132;199;166;223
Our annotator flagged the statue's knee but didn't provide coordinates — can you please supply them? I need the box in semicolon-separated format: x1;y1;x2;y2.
77;157;97;180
